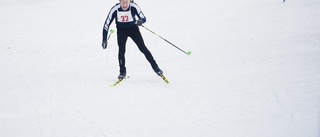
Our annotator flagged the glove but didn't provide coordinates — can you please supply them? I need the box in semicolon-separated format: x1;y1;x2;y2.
102;41;108;49
135;19;143;26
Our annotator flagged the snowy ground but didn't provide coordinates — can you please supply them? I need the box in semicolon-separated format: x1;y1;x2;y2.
1;0;320;137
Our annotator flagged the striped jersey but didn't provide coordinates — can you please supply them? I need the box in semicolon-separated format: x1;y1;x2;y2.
102;2;146;41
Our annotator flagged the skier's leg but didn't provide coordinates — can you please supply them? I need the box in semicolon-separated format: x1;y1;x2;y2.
117;29;128;75
130;26;160;72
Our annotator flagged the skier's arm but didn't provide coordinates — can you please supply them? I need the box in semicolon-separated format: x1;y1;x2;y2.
102;5;117;42
132;3;146;25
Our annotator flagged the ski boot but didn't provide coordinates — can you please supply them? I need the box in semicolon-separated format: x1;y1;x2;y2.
118;72;126;80
154;67;163;76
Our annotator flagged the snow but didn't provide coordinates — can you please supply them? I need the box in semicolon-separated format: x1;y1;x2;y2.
1;0;320;137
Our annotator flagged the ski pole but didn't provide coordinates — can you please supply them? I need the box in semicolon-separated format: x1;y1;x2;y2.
107;29;115;42
141;25;192;56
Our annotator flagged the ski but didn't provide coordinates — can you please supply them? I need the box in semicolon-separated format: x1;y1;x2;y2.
111;75;168;87
160;75;169;84
111;76;130;87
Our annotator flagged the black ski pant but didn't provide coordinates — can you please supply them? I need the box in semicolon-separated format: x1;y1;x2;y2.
117;25;158;73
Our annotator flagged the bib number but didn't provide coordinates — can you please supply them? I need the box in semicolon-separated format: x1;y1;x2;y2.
117;11;133;23
121;16;129;22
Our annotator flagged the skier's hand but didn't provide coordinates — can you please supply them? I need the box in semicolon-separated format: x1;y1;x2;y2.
102;41;108;49
135;19;143;26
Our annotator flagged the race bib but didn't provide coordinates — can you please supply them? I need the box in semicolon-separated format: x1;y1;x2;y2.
117;11;134;23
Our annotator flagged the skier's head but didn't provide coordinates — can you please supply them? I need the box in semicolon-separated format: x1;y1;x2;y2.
119;0;133;10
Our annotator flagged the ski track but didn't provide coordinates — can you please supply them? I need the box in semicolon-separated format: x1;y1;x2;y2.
1;0;320;137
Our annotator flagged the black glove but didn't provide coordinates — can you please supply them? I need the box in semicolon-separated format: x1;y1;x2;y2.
135;19;143;26
102;41;108;49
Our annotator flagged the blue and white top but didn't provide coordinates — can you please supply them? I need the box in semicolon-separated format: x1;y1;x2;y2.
102;2;146;41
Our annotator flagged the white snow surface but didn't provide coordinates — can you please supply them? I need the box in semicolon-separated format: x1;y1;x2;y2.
1;0;320;137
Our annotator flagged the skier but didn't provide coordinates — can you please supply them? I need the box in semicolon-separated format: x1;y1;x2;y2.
102;0;163;80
